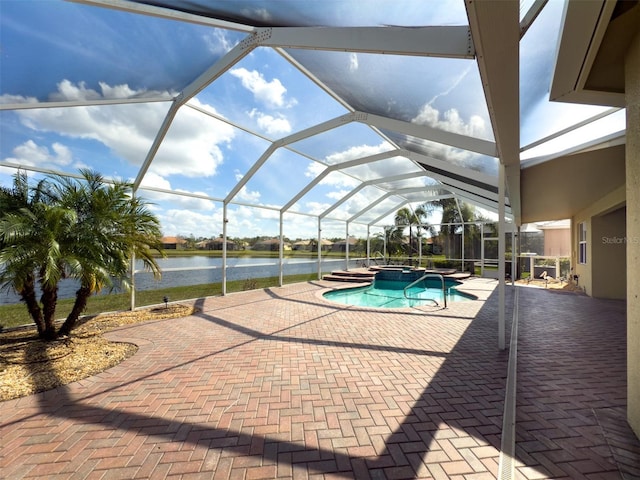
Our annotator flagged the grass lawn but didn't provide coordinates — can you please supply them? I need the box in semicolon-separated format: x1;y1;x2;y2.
0;252;462;330
0;273;318;330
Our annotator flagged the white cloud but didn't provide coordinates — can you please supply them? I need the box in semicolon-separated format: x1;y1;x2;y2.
304;142;397;189
235;185;261;202
229;68;295;108
3;140;87;171
138;171;171;190
241;7;273;22
0;94;39;106
410;64;491;150
326;189;350;200
410;102;494;171
412;104;487;138
304;161;325;179
160;209;221;237
203;29;237;56
340;192;383;218
225;205;280;237
139;173;215;211
161;192;216;211
349;53;359;72
9;80;235;179
248;109;292;136
304;201;332;216
324;142;391;165
231;169;261;202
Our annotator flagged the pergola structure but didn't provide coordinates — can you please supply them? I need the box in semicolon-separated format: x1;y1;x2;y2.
1;0;639;437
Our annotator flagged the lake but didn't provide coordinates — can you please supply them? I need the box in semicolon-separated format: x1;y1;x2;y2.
0;256;359;305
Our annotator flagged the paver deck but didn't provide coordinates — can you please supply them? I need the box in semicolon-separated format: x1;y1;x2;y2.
0;278;636;479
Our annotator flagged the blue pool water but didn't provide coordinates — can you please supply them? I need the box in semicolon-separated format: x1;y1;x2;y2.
323;278;476;308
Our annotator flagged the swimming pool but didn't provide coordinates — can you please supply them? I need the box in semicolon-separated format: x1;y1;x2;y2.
323;278;477;308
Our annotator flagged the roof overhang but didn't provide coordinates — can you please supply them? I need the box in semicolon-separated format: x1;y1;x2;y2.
550;0;640;107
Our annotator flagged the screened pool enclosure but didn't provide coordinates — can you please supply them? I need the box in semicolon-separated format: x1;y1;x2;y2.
0;2;626;315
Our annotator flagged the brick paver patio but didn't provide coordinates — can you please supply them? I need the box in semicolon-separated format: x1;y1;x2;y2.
1;278;636;479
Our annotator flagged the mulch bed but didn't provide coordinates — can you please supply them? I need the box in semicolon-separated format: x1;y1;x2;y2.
0;304;197;402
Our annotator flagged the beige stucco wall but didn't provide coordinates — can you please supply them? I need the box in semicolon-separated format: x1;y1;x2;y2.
543;229;570;256
521;145;626;224
571;186;626;297
592;208;626;299
626;29;640;439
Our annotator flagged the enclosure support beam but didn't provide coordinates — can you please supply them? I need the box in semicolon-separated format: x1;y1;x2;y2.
222;203;228;296
480;223;485;277
134;37;255;192
383;230;388;263
225;113;353;204
130;251;136;311
498;163;506;350
345;222;350;271
320;171;433;220
349;189;451;224
279;212;284;287
368;201;410;230
367;226;371;268
265;25;475;58
317;218;323;280
466;0;521;224
281;150;400;213
512;228;518;284
456;198;465;271
362;113;497;157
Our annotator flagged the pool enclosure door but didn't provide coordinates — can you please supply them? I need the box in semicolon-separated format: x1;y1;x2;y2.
482;237;500;278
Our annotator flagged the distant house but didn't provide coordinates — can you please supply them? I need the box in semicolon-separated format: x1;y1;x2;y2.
195;240;209;250
293;239;334;252
536;220;571;256
292;240;311;251
161;236;187;250
209;236;237;251
331;237;358;253
319;239;334;251
253;238;292;251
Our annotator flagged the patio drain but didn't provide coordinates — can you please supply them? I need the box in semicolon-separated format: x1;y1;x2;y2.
498;286;519;480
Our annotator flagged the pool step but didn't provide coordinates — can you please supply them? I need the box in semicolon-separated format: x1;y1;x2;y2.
322;270;375;284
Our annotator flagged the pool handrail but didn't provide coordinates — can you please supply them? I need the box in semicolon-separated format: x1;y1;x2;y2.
403;273;447;308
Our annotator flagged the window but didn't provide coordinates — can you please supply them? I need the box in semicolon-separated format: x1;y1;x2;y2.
578;222;587;264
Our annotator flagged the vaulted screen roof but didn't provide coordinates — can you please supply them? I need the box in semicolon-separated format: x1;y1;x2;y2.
0;0;627;239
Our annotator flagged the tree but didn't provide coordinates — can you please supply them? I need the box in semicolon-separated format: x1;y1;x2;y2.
0;170;164;340
0;171;59;338
421;198;479;267
393;205;435;264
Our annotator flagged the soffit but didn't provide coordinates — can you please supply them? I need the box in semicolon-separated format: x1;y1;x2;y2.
550;0;640;107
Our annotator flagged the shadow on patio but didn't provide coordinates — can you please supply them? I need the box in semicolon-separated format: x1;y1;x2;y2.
0;279;635;479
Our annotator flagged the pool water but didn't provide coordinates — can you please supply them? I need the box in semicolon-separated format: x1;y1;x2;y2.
323;278;476;308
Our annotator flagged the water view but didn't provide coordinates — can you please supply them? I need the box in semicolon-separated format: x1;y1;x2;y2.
0;256;358;306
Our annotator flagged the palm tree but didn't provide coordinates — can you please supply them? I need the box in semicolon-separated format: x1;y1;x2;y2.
393;205;434;265
421;198;477;267
0;171;61;338
0;170;164;340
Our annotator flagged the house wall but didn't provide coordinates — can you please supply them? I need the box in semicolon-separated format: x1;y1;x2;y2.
625;28;640;438
521;145;626;224
543;229;570;256
592;207;626;299
571;185;626;297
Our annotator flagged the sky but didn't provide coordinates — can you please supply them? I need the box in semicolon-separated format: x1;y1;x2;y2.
0;0;626;240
